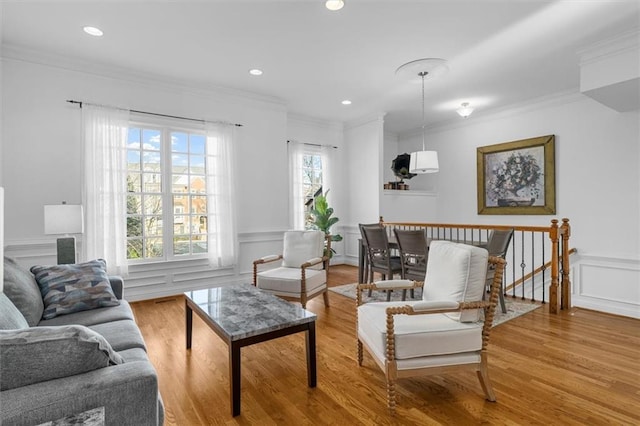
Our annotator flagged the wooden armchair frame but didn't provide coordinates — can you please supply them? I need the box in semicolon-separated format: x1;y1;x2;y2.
356;256;506;414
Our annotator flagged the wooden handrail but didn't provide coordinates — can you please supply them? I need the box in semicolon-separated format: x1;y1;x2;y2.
504;247;577;293
381;220;551;233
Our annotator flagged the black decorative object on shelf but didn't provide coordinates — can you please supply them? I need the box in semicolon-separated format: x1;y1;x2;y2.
391;153;416;182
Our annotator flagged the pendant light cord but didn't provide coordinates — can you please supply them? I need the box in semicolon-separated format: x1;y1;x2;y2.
420;71;427;151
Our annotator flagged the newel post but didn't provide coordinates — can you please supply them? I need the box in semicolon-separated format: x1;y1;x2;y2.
560;218;572;310
549;219;560;314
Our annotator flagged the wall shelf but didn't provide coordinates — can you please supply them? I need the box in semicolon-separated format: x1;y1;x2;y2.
383;190;437;197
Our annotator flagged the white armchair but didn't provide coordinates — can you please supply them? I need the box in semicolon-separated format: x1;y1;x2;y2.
356;240;506;414
252;230;330;309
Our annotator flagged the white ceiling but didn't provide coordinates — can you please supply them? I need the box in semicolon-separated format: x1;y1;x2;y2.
2;1;638;133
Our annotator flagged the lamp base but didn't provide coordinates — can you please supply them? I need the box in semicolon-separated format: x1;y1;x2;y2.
57;237;77;264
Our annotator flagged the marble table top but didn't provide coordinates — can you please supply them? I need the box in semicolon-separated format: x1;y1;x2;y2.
185;283;316;341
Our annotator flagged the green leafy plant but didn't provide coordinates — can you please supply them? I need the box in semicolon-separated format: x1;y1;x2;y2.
310;193;343;256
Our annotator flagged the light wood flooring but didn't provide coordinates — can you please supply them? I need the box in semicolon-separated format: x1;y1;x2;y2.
131;265;640;425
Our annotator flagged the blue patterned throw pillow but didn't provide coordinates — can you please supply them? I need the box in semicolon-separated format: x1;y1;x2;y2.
30;259;120;320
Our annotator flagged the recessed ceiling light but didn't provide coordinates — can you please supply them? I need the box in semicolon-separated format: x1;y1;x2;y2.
249;69;263;76
341;100;352;105
326;0;345;11
83;26;103;37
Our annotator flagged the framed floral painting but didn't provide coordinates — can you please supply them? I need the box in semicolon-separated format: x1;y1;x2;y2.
477;135;555;215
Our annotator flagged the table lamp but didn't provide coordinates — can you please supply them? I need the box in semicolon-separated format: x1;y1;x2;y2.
44;203;84;264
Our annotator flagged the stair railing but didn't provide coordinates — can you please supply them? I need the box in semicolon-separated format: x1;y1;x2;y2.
379;217;573;313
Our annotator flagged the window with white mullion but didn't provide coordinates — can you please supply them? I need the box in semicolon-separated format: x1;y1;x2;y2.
170;130;208;257
126;122;209;262
127;126;164;260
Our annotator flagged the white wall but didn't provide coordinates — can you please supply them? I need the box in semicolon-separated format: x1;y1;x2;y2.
390;92;640;318
342;114;385;265
0;187;4;292
1;54;291;300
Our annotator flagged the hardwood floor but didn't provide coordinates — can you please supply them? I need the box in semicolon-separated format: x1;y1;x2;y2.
131;265;640;425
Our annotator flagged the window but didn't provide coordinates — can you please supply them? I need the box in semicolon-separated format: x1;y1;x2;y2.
288;142;332;230
301;153;323;228
126;125;210;260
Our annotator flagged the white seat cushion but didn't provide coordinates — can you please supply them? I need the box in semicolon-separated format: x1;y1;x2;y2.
423;241;488;322
257;267;327;297
357;301;482;361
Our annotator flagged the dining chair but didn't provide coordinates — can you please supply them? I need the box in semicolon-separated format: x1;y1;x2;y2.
360;224;403;301
485;229;514;313
252;230;329;308
393;229;428;299
358;223;382;284
356;241;507;414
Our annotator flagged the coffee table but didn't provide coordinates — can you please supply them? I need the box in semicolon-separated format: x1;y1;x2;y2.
184;283;317;416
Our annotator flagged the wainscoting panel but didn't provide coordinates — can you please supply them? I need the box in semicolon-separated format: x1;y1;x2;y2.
4;230;291;302
342;225;362;267
572;254;640;319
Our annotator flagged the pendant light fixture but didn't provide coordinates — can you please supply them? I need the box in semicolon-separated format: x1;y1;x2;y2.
395;58;448;174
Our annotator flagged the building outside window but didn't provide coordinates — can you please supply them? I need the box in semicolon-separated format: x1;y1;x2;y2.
301;153;323;229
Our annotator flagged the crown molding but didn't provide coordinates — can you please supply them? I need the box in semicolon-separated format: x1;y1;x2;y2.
398;89;585;138
1;43;287;111
345;111;386;131
578;29;640;65
287;112;343;131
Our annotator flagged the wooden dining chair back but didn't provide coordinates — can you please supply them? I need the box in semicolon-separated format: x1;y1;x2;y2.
358;223;382;284
360;225;403;301
485;228;514;313
393;229;428;281
394;229;428;299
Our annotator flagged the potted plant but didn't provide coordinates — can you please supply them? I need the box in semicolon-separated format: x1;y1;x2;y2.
309;192;343;258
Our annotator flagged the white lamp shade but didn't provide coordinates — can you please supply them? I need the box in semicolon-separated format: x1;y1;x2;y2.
44;205;84;235
409;151;439;174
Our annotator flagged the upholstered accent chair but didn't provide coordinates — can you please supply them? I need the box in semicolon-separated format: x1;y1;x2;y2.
253;230;330;309
356;241;506;414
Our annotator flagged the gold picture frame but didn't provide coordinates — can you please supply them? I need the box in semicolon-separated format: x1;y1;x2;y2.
477;135;555;215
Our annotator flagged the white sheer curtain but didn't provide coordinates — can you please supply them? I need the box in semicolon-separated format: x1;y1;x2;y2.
288;141;307;230
82;104;130;276
205;123;237;268
320;144;334;204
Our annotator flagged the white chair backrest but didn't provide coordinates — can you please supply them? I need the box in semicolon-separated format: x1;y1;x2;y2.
423;241;489;322
282;230;325;269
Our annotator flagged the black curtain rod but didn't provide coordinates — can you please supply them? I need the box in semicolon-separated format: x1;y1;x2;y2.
287;140;338;149
66;100;243;127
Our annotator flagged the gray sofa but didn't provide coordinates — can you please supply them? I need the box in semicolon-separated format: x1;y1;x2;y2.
0;257;164;425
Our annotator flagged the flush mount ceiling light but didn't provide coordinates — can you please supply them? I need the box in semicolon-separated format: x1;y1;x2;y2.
395;58;448;174
457;102;474;118
248;68;263;76
83;26;103;37
341;100;352;105
325;0;344;11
